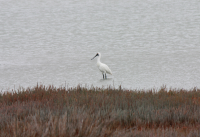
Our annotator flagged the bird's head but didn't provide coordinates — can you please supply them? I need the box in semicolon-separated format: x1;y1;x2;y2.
91;52;101;60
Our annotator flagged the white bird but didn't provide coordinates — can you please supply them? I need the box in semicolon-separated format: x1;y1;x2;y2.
91;52;112;79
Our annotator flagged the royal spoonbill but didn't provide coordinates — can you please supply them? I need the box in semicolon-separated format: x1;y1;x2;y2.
91;52;112;79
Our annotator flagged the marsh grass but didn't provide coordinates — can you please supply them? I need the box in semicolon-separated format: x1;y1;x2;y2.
0;85;200;136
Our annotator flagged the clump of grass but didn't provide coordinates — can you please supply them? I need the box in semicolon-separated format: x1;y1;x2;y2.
0;85;200;136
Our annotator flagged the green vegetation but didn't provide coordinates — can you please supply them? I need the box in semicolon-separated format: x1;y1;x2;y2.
0;85;200;136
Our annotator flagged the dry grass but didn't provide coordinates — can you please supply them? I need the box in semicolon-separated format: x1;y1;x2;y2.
0;85;200;137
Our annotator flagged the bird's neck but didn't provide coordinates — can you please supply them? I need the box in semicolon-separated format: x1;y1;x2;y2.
97;57;101;66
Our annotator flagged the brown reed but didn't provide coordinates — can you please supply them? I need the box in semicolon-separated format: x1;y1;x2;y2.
0;85;200;136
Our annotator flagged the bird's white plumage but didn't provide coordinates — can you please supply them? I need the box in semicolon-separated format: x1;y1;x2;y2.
98;63;112;75
91;52;112;79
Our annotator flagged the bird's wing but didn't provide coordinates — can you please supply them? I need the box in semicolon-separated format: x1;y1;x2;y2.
101;63;112;75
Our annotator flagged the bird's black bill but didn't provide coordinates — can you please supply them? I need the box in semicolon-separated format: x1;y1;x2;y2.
91;53;99;60
91;55;96;60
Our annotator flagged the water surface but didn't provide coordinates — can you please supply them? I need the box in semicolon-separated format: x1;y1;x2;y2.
0;0;200;91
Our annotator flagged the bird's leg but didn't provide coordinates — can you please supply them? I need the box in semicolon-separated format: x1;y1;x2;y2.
102;74;104;79
105;73;107;79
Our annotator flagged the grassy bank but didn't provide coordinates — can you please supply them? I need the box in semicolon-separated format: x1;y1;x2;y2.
0;85;200;137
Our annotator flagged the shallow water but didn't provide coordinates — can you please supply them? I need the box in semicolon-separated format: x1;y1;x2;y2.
0;0;200;91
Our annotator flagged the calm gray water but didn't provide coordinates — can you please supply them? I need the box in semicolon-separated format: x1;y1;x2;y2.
0;0;200;91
